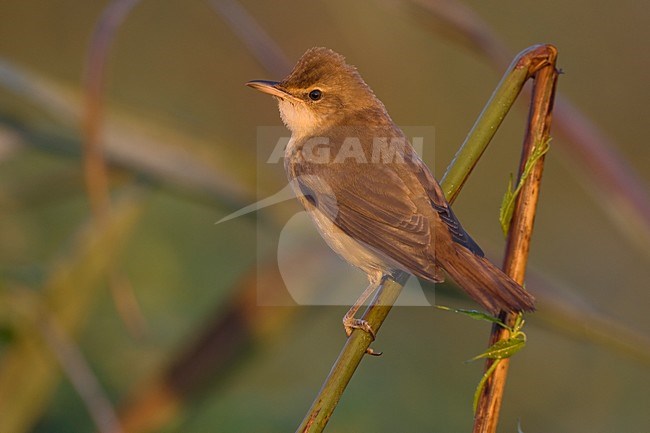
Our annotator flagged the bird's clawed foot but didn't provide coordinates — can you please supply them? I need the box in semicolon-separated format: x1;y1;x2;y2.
342;317;382;356
343;317;376;339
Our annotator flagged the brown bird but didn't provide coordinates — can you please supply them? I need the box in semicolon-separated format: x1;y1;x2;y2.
247;47;534;338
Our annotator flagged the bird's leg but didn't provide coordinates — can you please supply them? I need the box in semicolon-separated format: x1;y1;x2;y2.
342;275;384;340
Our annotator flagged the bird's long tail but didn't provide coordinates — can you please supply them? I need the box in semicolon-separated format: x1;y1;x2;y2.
440;245;535;314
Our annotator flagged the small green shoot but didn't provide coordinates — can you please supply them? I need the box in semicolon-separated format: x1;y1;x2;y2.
435;305;508;328
468;333;526;362
437;306;528;412
499;138;551;236
470;314;527;412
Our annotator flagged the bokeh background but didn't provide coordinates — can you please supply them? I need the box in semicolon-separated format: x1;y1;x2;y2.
1;0;649;432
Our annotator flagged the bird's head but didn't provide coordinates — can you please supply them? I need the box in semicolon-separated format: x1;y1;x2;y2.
247;47;385;138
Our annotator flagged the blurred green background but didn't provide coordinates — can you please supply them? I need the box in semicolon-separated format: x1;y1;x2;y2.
1;0;649;432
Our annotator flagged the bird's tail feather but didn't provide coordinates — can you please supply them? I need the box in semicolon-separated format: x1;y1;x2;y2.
441;246;535;314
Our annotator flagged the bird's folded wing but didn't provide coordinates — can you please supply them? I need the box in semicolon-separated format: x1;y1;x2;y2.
295;162;441;280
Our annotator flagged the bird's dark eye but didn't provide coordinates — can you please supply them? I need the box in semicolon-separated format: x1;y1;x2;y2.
308;89;322;101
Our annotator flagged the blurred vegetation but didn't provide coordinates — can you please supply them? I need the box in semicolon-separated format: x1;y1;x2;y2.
0;1;648;432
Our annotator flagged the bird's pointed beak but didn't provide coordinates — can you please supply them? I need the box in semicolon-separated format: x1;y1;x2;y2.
246;80;298;101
